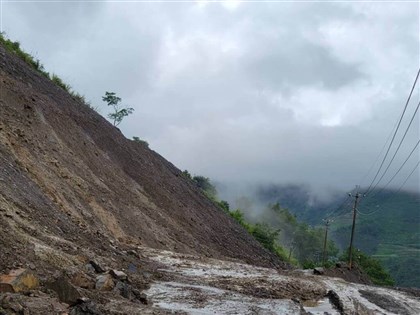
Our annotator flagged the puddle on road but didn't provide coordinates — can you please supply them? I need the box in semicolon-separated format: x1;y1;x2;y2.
302;297;340;315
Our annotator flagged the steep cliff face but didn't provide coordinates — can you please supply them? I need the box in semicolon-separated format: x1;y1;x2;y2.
0;44;284;273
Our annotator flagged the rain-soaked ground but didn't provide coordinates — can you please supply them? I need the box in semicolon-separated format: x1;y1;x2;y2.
141;247;420;315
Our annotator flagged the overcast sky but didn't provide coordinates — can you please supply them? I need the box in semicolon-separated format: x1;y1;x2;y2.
2;0;419;196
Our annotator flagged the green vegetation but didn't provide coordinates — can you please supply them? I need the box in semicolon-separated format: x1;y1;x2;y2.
51;73;71;92
256;184;419;287
330;190;419;287
0;32;96;111
0;32;49;78
341;248;395;286
103;92;134;126
132;136;149;147
258;203;339;267
186;173;307;263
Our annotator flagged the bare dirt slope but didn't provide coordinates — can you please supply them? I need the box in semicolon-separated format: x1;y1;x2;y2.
0;43;285;271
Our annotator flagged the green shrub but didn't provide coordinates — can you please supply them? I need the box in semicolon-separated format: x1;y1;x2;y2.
0;32;49;77
132;136;149;147
51;74;71;92
0;32;95;110
250;223;280;252
182;170;192;180
340;248;395;286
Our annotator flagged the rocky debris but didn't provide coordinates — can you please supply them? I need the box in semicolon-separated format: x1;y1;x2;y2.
0;269;39;293
95;274;114;291
70;300;102;315
69;271;95;290
0;291;69;315
313;267;324;275
127;250;139;258
46;276;81;306
109;270;127;281
88;261;105;274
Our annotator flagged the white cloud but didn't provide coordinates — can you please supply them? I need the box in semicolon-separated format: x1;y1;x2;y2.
3;1;419;193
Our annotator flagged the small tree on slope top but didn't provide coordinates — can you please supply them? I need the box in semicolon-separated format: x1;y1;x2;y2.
102;91;134;126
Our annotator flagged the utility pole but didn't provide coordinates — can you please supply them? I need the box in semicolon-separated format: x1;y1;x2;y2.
322;219;333;266
348;188;362;270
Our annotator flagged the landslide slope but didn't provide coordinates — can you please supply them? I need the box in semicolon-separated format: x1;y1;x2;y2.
0;44;284;273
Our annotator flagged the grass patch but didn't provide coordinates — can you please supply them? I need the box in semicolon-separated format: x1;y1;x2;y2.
0;32;95;111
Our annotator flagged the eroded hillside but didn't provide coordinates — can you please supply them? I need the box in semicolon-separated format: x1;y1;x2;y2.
0;42;288;270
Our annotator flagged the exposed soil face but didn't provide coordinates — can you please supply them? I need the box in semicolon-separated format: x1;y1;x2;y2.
0;43;286;274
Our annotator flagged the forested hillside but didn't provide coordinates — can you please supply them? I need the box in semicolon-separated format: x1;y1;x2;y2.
249;184;420;287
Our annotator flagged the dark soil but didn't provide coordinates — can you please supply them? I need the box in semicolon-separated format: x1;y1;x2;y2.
323;265;372;285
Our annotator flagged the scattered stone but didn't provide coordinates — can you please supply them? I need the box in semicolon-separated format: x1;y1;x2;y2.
113;281;133;300
84;263;96;274
109;270;127;281
46;276;81;306
0;269;39;293
128;263;137;273
135;291;150;305
127;250;139;258
95;274;114;291
70;272;95;289
88;261;105;274
313;267;325;275
70;300;102;315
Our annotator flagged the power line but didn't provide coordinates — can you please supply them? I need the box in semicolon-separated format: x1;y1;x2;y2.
365;68;420;195
371;139;420;197
359;120;398;187
369;101;420;194
324;187;357;219
357;161;419;216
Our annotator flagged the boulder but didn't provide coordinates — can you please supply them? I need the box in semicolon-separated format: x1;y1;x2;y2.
95;274;114;291
313;267;325;275
70;272;95;289
89;261;106;274
46;276;81;306
0;269;39;293
113;281;133;300
109;270;127;281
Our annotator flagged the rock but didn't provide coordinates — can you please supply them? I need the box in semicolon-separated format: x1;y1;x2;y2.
46;276;81;306
70;300;102;315
0;269;39;293
313;267;325;275
109;270;127;281
113;281;133;300
134;291;150;305
89;260;105;274
84;263;96;274
127;250;139;258
128;263;137;273
95;274;114;291
70;272;95;289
